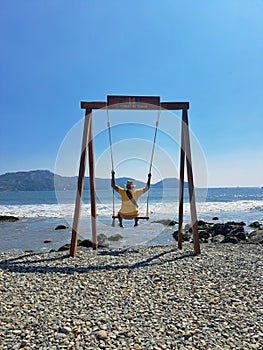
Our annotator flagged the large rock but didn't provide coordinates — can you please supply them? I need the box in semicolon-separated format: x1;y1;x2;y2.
212;222;246;242
173;230;191;242
179;220;248;244
108;233;123;241
97;233;107;244
152;219;178;226
248;221;262;229
211;234;225;243
79;239;109;248
248;229;263;244
199;230;211;242
212;222;245;237
0;215;19;222
55;225;68;230
78;239;93;248
225;236;239;244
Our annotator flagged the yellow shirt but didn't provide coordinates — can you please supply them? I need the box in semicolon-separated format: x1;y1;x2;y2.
117;187;144;216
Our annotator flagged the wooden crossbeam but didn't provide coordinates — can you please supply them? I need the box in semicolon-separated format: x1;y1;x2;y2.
80;101;189;111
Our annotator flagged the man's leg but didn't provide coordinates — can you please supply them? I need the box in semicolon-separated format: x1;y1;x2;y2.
118;213;124;227
134;218;139;227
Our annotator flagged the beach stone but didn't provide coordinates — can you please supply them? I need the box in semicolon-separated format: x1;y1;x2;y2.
1;244;262;348
225;236;239;244
98;233;107;244
20;339;28;348
97;330;108;340
60;326;72;334
185;223;192;231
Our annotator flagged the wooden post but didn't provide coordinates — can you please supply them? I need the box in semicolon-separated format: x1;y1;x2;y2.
70;109;91;257
87;109;98;250
178;111;186;250
182;109;200;254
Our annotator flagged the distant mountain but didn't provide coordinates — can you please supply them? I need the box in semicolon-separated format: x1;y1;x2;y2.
0;170;186;192
0;170;58;191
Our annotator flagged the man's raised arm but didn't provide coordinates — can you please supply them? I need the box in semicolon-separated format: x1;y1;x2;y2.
143;173;151;193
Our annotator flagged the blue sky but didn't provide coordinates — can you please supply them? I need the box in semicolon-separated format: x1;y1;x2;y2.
0;0;262;187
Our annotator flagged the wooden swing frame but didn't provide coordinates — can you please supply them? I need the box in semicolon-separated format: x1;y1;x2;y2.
70;95;200;257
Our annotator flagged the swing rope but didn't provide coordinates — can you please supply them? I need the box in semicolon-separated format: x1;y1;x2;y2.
106;106;115;219
146;107;161;216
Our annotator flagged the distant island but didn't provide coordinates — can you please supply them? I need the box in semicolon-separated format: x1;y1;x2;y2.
0;170;187;192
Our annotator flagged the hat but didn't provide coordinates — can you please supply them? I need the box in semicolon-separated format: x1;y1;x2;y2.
126;180;135;187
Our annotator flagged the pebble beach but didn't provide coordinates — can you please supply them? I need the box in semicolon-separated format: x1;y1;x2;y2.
0;243;262;349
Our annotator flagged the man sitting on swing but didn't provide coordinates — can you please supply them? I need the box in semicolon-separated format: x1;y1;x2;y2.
111;171;151;227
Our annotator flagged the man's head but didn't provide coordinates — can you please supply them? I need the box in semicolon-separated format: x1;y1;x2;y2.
126;180;135;190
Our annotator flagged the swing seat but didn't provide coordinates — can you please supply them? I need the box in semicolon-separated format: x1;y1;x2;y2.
112;215;149;220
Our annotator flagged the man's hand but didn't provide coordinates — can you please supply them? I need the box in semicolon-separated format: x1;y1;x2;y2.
147;173;151;186
111;171;116;190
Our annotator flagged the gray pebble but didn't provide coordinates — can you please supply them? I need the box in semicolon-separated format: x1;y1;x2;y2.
0;244;262;348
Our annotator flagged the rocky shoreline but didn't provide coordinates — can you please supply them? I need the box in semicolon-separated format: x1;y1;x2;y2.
56;219;263;253
173;220;263;245
1;216;263;254
0;243;262;349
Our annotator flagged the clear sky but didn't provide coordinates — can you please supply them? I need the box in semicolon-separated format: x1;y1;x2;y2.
0;0;262;187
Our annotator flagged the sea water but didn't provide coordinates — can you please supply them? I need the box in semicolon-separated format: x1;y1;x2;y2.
0;187;263;252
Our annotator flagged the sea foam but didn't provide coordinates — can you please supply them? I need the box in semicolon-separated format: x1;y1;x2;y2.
1;200;263;218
